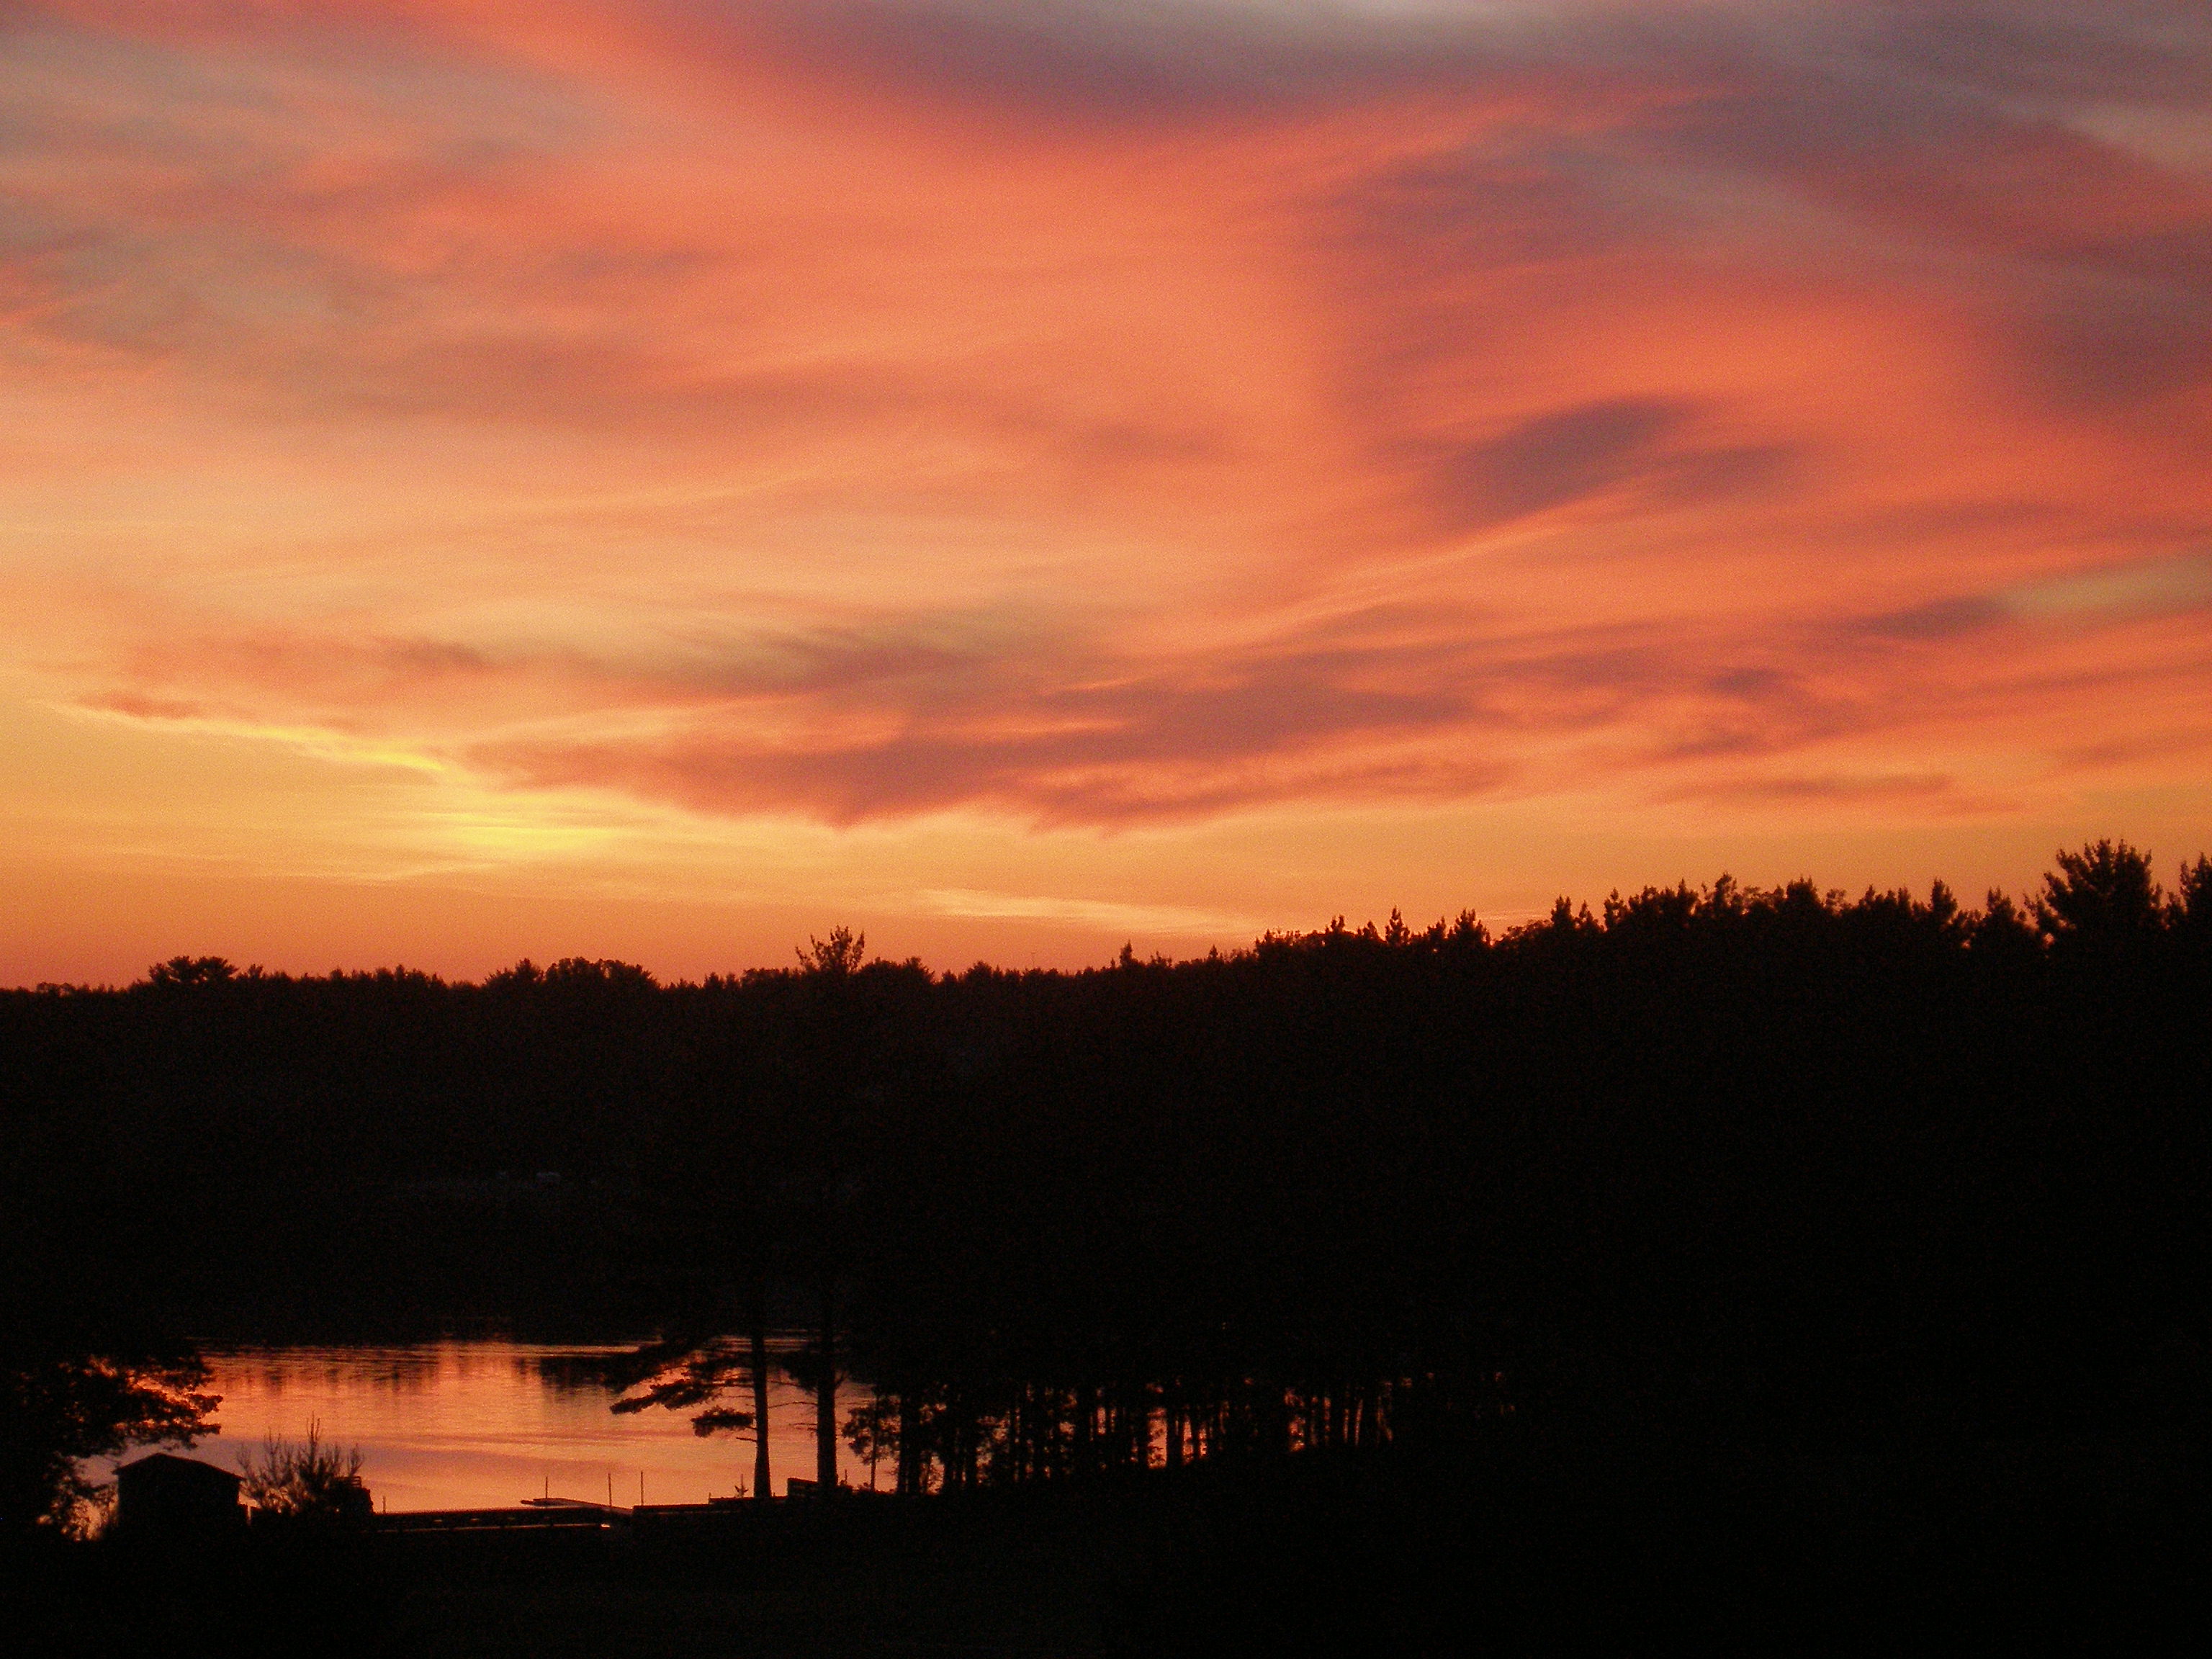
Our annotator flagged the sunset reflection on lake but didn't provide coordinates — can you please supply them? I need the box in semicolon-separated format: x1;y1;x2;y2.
189;1341;878;1513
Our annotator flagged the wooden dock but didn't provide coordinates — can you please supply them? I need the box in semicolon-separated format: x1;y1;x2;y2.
372;1493;847;1545
377;1504;619;1535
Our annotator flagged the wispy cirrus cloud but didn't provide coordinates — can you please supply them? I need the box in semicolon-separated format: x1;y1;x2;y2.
1;0;2209;967
52;538;2207;833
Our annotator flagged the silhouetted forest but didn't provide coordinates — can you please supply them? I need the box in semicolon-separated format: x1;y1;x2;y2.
6;841;2209;1519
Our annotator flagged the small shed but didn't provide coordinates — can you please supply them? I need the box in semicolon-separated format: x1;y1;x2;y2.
114;1452;246;1534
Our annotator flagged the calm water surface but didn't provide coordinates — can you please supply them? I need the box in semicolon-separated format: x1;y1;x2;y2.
183;1341;877;1512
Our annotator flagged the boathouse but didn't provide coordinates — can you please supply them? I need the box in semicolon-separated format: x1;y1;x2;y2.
114;1453;246;1534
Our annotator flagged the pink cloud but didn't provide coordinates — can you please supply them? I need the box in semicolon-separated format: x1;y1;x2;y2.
2;0;2208;842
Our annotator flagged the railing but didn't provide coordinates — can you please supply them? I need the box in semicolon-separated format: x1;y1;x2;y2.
377;1506;613;1534
374;1491;884;1538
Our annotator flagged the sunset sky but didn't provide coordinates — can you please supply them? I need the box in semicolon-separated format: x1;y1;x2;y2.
4;1;2208;983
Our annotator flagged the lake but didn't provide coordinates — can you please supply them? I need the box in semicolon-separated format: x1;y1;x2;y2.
171;1339;879;1512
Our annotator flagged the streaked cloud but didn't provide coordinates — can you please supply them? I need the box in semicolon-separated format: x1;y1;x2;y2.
1;1;2208;974
914;886;1259;936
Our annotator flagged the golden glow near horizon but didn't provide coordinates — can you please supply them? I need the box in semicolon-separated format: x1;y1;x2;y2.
4;2;2209;983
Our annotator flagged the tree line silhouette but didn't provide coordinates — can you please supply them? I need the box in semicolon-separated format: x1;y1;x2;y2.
4;841;2207;1526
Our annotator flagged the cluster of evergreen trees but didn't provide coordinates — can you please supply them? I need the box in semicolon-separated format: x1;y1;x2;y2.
4;842;2207;1516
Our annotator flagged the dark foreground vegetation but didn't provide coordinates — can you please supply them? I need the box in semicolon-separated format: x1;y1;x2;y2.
9;1441;2205;1655
4;840;2208;1644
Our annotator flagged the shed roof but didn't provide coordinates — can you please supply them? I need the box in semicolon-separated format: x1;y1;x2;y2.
115;1452;242;1491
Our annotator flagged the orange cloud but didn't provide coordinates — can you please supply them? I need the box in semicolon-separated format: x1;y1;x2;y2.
1;1;2208;976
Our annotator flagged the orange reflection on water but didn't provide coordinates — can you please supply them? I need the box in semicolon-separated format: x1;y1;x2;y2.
193;1341;878;1513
